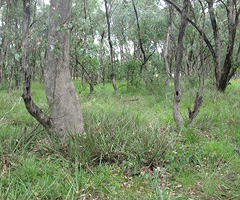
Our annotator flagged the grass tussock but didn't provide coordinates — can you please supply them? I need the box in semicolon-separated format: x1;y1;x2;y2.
0;79;240;199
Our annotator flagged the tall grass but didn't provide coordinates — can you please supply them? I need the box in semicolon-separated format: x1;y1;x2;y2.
0;79;239;199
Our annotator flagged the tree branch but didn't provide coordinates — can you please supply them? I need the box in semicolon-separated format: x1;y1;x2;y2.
164;0;216;62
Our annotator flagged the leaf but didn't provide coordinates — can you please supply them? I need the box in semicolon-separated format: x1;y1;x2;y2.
15;53;21;61
50;45;54;52
57;26;61;32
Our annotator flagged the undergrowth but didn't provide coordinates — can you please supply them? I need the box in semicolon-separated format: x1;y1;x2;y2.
0;79;239;199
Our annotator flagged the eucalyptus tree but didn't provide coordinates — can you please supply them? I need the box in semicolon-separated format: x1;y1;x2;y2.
164;5;173;85
104;0;118;94
165;0;240;92
168;0;203;126
70;0;104;93
0;0;10;84
173;0;188;126
22;0;84;138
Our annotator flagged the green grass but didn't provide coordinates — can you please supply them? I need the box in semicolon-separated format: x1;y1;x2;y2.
0;79;240;199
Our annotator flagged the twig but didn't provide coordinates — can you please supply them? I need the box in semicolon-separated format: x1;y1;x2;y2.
122;98;140;102
0;97;22;124
84;163;95;176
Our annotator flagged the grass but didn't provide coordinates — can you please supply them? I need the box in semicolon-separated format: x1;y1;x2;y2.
0;79;240;199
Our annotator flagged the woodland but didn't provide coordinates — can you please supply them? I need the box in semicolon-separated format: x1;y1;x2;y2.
0;0;240;199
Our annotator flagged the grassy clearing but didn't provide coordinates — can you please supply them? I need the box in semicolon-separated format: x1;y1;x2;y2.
0;79;240;199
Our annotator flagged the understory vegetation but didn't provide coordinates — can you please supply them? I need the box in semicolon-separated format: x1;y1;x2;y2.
0;79;240;199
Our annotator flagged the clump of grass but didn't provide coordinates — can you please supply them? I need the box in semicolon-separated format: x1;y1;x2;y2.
0;79;240;199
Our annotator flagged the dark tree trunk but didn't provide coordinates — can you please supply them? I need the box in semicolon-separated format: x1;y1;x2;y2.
217;0;240;91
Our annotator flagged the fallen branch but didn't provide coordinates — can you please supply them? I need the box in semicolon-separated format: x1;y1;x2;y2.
122;98;140;102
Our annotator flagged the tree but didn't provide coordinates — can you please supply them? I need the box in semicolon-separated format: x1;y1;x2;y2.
22;0;84;138
165;0;240;92
164;5;173;86
44;0;84;135
0;0;10;84
172;0;203;126
104;0;118;94
173;0;189;126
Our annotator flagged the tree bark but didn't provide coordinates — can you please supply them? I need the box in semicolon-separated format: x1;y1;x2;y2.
22;0;52;132
104;0;118;94
131;0;146;74
173;0;188;127
44;0;84;135
206;0;221;86
164;6;173;86
0;0;10;84
218;0;240;91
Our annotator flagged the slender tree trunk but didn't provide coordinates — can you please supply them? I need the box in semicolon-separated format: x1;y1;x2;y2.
44;0;84;136
164;6;173;86
173;0;188;126
165;0;240;92
218;0;240;91
0;0;10;84
22;0;52;131
131;0;146;74
104;0;117;94
206;0;221;86
100;30;106;86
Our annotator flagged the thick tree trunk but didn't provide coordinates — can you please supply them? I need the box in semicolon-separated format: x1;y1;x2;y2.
104;0;117;94
173;0;188;127
44;0;84;135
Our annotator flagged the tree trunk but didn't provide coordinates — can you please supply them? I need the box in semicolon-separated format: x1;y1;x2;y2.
0;0;10;84
217;0;240;91
100;30;106;86
206;0;221;86
44;0;84;136
104;0;117;94
164;6;173;86
22;0;52;132
165;0;240;92
131;0;146;74
173;0;188;126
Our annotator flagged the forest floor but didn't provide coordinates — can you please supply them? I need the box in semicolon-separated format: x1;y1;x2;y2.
0;79;240;199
